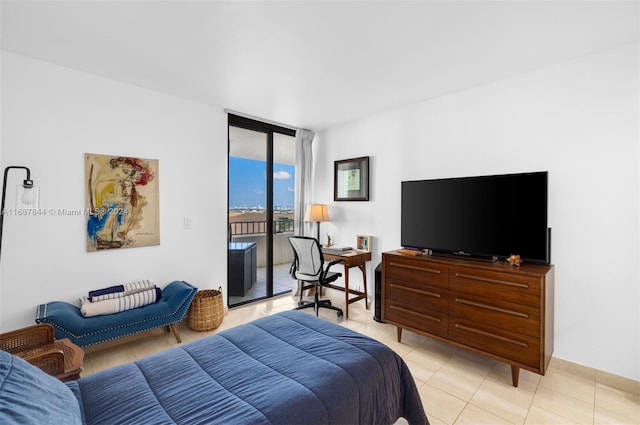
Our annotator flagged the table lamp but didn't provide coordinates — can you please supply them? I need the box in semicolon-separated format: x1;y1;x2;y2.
304;204;329;242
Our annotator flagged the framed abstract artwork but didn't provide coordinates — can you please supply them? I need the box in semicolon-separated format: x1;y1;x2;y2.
334;156;369;201
85;153;160;251
356;235;372;252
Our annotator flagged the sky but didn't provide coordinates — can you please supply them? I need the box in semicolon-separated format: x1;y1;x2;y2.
229;157;295;209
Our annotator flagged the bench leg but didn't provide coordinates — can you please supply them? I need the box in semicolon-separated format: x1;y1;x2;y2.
168;324;182;343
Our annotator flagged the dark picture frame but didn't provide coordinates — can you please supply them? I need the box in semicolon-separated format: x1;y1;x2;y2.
334;156;369;201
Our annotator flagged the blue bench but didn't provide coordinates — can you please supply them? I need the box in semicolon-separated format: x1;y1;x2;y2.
35;281;197;347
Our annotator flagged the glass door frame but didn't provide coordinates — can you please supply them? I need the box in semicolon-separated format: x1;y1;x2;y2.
227;114;296;304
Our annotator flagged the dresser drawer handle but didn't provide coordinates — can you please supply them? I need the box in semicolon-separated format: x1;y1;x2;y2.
389;262;442;275
390;305;441;322
455;273;529;289
454;324;529;348
390;284;440;298
454;298;529;318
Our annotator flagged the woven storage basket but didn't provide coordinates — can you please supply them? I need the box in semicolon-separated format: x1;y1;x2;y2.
188;288;224;331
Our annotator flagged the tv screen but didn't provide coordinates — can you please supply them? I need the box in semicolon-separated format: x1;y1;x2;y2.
401;171;549;264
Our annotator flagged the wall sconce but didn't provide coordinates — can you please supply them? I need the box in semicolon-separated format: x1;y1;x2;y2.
0;166;40;262
303;203;329;242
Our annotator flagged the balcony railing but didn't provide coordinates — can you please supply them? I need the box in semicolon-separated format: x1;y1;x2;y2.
230;220;294;236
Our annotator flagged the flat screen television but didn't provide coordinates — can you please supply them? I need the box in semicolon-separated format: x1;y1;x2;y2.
401;171;549;264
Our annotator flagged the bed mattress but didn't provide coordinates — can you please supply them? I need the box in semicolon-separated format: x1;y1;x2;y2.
67;310;428;425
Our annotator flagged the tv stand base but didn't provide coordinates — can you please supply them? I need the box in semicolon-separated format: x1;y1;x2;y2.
429;250;498;263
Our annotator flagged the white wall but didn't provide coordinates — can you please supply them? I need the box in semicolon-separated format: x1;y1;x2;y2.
0;52;229;330
315;43;639;381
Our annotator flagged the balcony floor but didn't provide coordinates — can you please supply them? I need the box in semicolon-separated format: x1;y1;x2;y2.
229;262;294;307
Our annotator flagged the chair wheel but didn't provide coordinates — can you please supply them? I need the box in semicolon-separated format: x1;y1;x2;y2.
337;310;344;318
298;301;304;306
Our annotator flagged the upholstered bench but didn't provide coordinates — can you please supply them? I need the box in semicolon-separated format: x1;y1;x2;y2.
35;281;197;347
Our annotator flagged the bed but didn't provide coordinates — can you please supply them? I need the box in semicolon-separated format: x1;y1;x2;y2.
1;310;428;425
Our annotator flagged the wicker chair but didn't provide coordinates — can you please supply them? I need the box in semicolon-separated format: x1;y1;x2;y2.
0;323;83;381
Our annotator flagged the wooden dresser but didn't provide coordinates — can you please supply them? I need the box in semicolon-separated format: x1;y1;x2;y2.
382;250;554;386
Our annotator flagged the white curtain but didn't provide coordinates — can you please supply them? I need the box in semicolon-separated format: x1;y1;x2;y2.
294;129;315;237
292;129;314;296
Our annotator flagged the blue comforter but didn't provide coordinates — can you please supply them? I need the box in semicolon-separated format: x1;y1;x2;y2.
68;310;428;424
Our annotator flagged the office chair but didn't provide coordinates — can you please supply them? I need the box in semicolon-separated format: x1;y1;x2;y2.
288;236;344;318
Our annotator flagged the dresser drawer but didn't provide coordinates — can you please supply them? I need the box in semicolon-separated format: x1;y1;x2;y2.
449;291;540;338
384;256;448;289
385;301;448;338
449;266;542;306
449;318;541;370
386;278;448;313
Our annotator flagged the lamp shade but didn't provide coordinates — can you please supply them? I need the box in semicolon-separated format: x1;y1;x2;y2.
304;204;329;222
16;184;39;209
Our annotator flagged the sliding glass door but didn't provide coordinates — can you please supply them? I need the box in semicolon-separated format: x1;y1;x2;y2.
228;114;296;307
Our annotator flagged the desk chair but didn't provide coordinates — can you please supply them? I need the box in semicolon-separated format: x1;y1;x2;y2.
288;236;344;318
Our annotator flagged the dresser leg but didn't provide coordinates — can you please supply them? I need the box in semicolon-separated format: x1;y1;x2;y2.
397;327;403;343
511;365;520;387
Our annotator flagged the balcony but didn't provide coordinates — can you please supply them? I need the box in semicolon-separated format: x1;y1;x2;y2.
228;220;296;306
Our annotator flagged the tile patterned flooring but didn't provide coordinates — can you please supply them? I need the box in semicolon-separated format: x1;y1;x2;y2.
82;291;640;425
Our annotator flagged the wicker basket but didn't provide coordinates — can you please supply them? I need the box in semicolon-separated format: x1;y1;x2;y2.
188;288;224;331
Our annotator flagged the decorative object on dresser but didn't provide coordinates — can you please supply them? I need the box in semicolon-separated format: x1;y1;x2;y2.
507;254;523;267
382;250;554;387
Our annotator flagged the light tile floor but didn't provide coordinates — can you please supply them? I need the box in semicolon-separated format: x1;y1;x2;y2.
82;291;640;425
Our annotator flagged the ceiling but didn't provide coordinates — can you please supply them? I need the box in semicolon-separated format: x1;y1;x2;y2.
1;1;638;131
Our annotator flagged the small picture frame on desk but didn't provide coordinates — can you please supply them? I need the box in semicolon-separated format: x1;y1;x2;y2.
356;235;372;252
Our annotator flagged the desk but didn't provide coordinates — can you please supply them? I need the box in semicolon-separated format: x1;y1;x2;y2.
322;249;372;319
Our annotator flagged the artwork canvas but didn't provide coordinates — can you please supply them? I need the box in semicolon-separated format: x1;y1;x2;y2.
85;153;159;251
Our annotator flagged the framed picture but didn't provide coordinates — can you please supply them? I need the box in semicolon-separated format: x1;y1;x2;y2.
85;153;160;252
356;235;372;252
334;156;369;201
